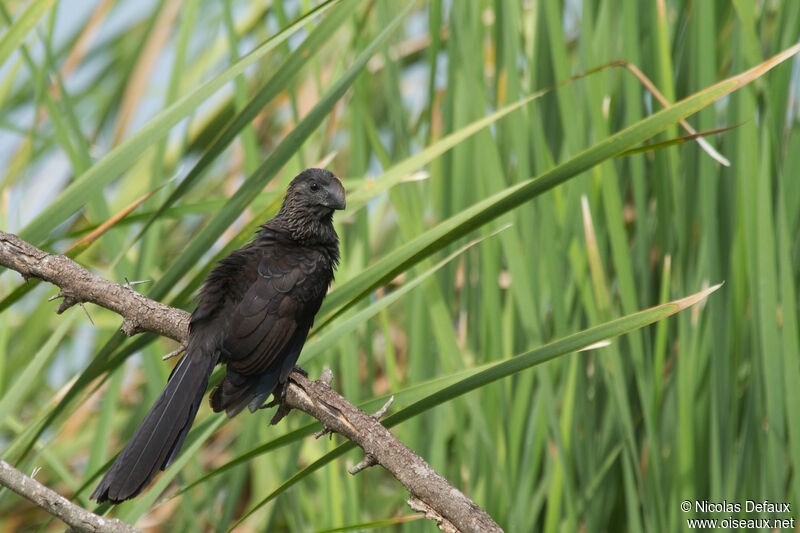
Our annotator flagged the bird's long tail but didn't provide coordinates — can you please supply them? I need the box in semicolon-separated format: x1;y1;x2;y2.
91;343;217;503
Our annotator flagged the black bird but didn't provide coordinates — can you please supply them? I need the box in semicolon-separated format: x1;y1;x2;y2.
91;168;345;503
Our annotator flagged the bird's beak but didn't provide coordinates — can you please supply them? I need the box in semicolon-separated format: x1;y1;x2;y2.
325;177;346;210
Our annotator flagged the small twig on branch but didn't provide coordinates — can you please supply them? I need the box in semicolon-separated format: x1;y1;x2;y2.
348;453;378;475
162;343;187;361
347;396;392;474
408;495;459;533
0;231;503;533
0;460;141;533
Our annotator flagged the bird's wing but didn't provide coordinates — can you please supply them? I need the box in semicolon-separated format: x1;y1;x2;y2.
221;244;327;376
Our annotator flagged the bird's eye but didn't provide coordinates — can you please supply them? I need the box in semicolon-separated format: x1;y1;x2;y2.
310;181;319;191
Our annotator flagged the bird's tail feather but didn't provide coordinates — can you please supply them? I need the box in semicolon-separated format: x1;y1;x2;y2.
91;345;217;503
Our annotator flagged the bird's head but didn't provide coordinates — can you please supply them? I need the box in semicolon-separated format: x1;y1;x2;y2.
283;168;346;217
270;168;346;244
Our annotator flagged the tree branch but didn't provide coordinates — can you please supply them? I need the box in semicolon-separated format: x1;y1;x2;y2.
0;232;187;340
284;375;501;532
0;231;503;533
0;460;140;533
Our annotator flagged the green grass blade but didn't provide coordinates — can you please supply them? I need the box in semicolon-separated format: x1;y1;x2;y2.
0;0;56;69
0;314;76;427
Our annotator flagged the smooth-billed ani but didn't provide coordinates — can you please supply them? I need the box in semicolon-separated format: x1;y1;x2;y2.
91;168;345;503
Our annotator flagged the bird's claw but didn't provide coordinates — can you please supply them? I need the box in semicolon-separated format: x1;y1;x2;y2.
291;365;308;378
264;367;308;424
314;426;335;440
264;381;286;409
266;381;292;424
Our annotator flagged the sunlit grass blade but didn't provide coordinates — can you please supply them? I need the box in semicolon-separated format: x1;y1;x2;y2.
0;0;56;69
615;124;741;158
343;93;542;209
0;314;76;426
385;283;722;426
610;59;731;165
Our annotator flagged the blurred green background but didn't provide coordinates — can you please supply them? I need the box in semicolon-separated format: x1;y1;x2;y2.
1;0;799;531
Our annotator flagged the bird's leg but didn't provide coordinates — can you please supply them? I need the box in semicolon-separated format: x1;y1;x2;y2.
264;366;305;408
265;378;294;424
265;367;309;424
268;386;291;425
264;383;285;409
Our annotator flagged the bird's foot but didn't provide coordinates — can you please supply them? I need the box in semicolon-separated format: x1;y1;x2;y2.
265;368;322;425
314;426;336;440
267;382;292;425
264;381;285;409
